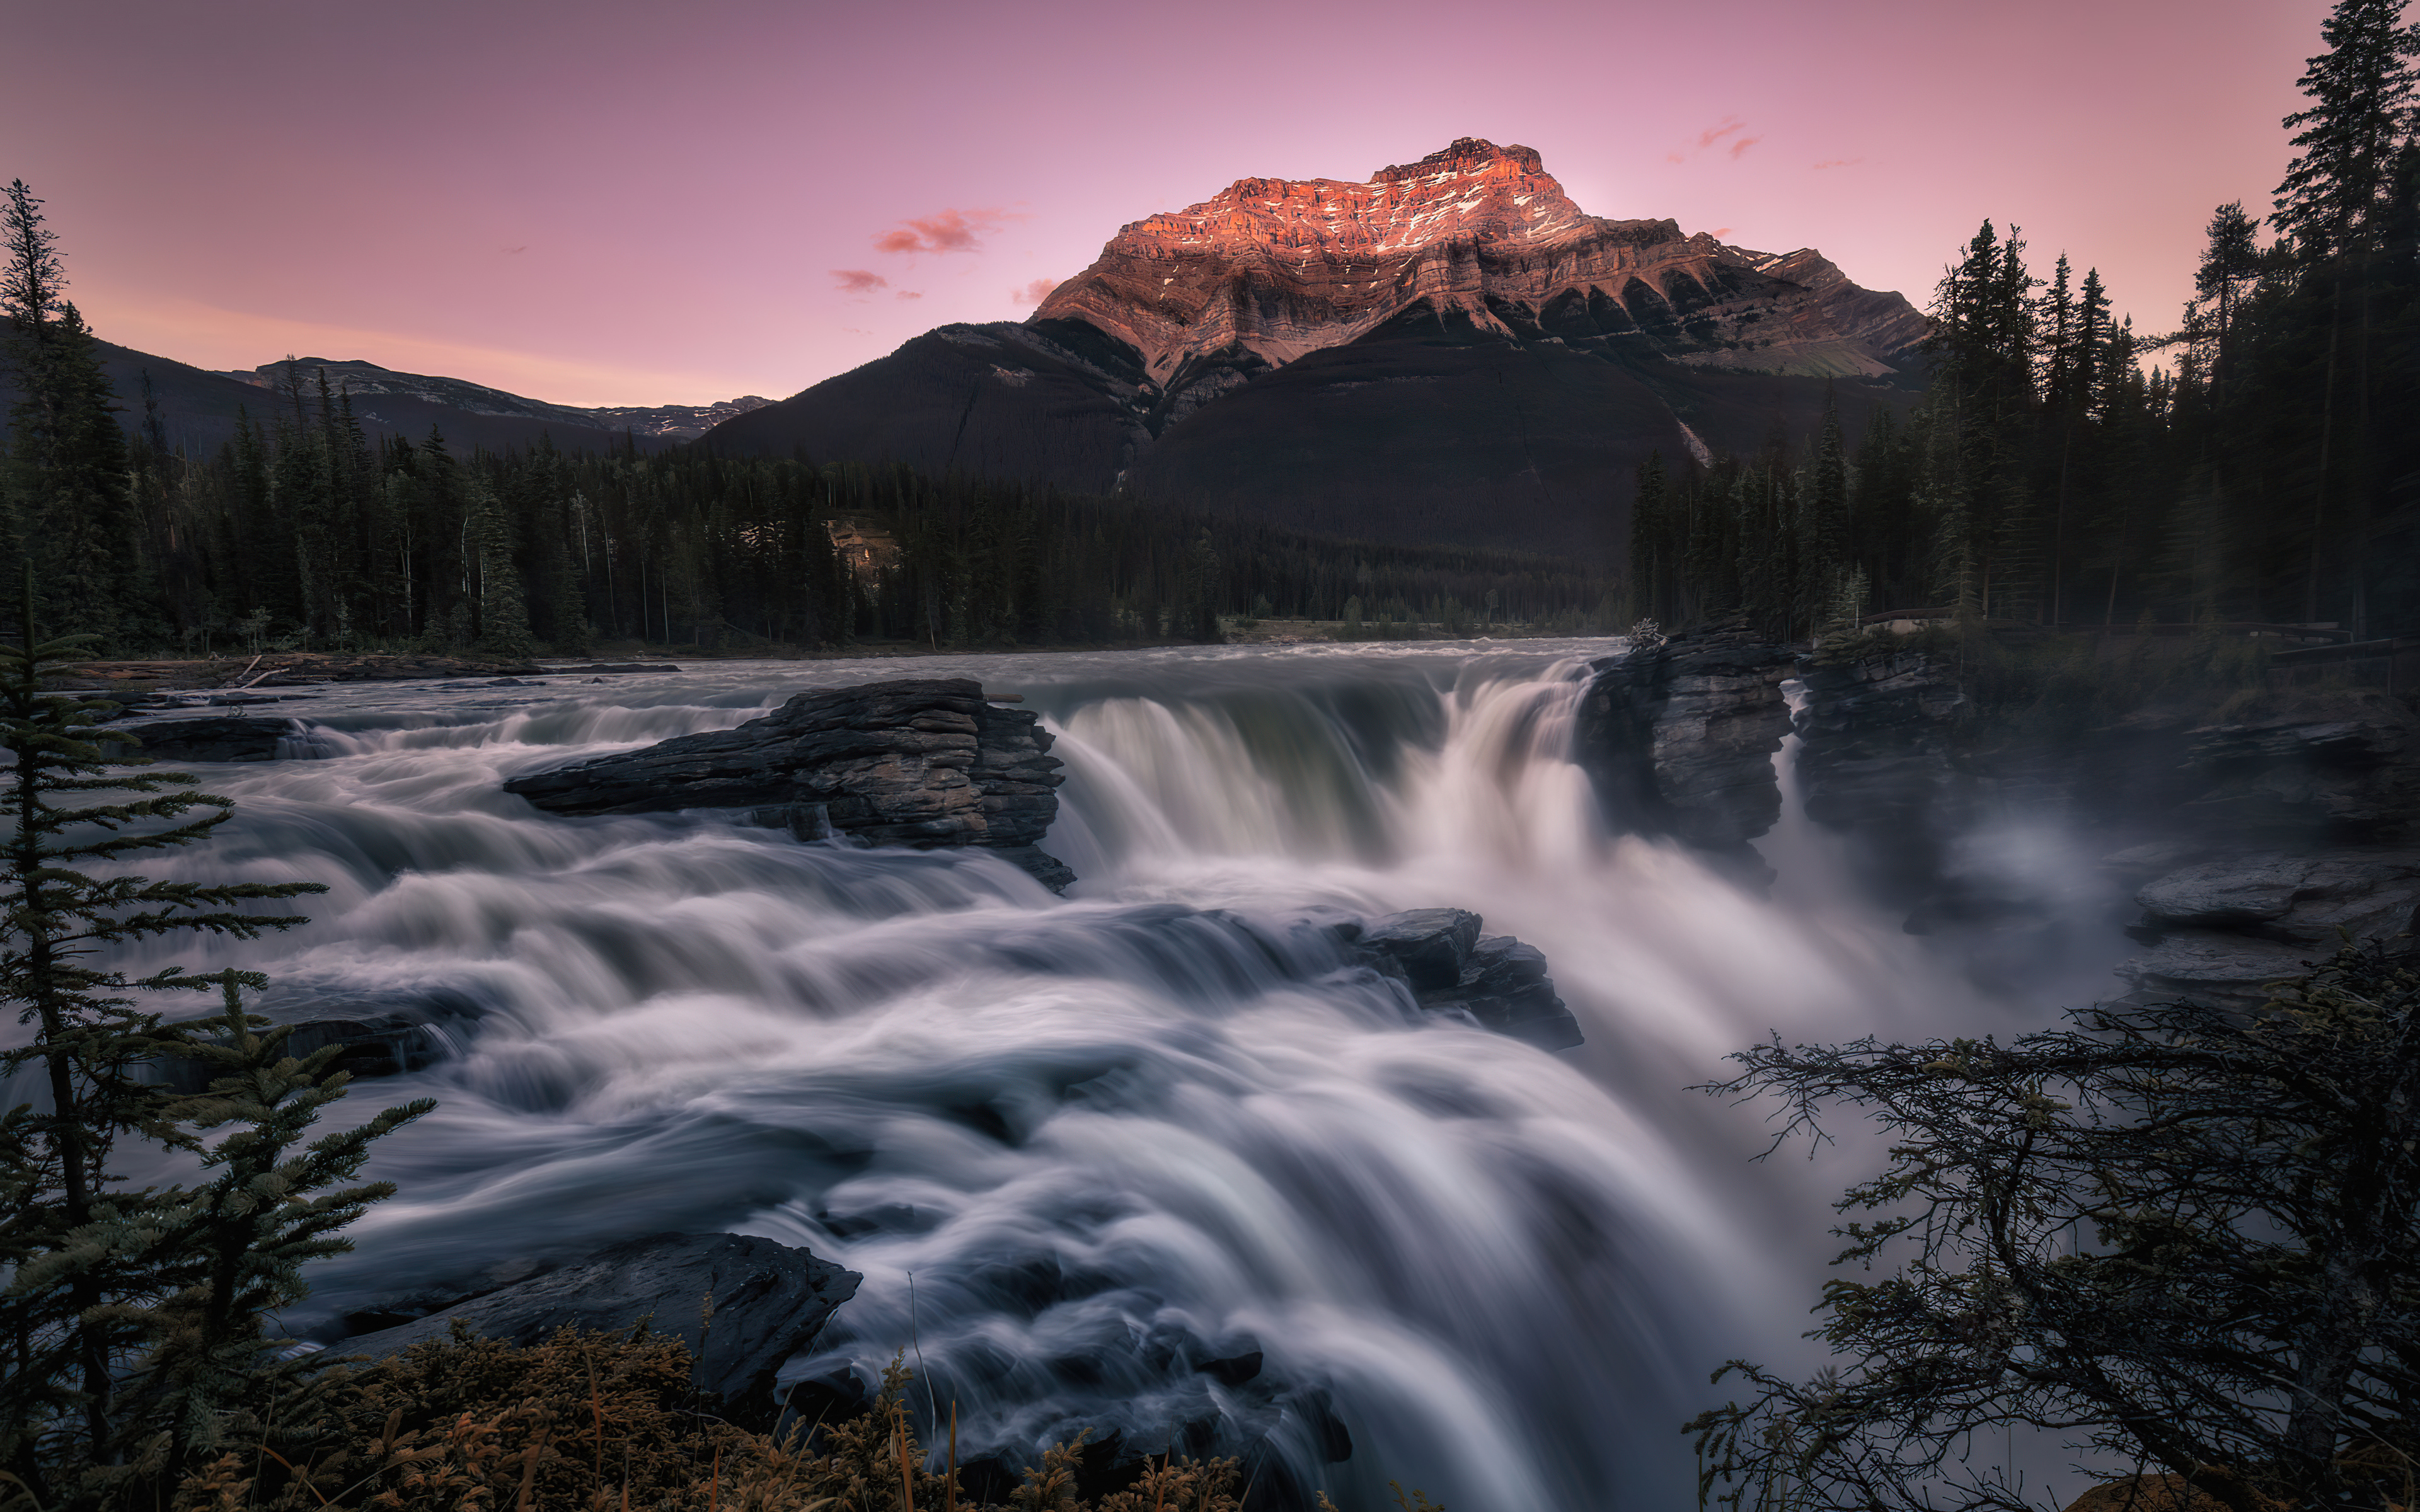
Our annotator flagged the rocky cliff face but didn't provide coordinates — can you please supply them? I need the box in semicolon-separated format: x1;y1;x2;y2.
705;140;1925;557
1573;619;1797;867
1038;138;1925;411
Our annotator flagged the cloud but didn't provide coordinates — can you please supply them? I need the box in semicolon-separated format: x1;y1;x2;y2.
1697;117;1746;149
833;269;889;295
1729;136;1761;159
873;207;1022;256
1812;157;1863;170
1010;277;1060;307
1711;227;1735;239
1665;152;1684;164
897;290;923;301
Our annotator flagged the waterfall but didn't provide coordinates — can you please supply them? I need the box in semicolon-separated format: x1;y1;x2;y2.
45;644;2015;1511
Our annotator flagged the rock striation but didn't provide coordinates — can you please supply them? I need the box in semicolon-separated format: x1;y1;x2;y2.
2116;847;2420;1007
337;1232;858;1416
1039;137;1925;398
1573;619;1796;864
503;678;1074;888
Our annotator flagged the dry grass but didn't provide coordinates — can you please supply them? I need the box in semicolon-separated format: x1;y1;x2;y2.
127;1323;1369;1512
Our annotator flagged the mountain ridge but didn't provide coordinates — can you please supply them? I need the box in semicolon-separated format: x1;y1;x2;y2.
703;138;1927;557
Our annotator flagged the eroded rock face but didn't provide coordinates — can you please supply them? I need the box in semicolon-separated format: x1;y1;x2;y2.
1794;648;1971;905
2182;694;2420;839
337;1233;858;1416
1039;137;1925;401
1344;907;1582;1050
2118;847;2420;1006
502;679;1071;886
1574;619;1796;861
109;715;309;763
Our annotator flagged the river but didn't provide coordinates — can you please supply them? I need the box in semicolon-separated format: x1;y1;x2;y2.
81;640;2109;1509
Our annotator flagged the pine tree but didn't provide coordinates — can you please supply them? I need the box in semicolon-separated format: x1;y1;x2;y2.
120;970;431;1479
0;576;324;1501
1;185;149;652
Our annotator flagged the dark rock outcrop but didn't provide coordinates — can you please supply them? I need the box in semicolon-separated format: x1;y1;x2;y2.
338;1233;858;1413
2116;847;2420;1007
108;715;309;763
503;678;1073;888
1574;619;1796;863
1793;648;1971;905
2181;694;2420;840
1345;908;1582;1050
154;987;487;1092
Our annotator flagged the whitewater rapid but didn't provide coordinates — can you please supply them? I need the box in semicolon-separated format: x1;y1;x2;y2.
63;642;2050;1509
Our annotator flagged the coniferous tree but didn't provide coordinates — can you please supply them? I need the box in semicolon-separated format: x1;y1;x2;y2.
0;578;323;1501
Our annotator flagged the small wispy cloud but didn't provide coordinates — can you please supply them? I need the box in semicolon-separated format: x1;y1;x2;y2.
1729;136;1761;159
1010;277;1060;307
1812;157;1864;171
1665;152;1685;164
897;290;923;301
833;270;889;296
873;207;1023;256
1697;117;1746;149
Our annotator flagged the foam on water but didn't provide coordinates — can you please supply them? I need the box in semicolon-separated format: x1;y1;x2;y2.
48;643;2020;1510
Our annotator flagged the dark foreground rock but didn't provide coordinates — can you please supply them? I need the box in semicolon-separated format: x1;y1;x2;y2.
2116;846;2420;1007
1574;618;1796;866
1344;907;1582;1050
151;987;488;1092
504;677;1074;888
338;1232;859;1413
107;715;313;763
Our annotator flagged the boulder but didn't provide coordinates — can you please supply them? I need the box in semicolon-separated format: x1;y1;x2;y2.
108;715;308;763
338;1232;859;1412
1347;909;1582;1050
503;678;1075;889
153;987;487;1092
1573;617;1796;861
1357;908;1483;990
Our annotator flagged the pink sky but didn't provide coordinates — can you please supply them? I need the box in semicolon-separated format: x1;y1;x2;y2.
6;0;2325;408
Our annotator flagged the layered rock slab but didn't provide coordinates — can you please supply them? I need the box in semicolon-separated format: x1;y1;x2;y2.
503;678;1072;886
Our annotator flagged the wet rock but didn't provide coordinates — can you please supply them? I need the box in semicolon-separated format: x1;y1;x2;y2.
2134;849;2420;944
108;715;308;763
1793;646;1971;905
154;987;487;1092
338;1232;859;1414
1574;617;1795;861
553;662;681;675
2114;933;2322;1009
2182;694;2420;840
1349;908;1582;1050
1358;908;1482;989
504;678;1075;889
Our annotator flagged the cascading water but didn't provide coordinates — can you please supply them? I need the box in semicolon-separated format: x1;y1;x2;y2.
47;643;2039;1510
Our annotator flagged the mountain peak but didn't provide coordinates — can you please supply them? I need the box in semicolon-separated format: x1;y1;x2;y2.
1030;137;1920;389
1369;137;1545;183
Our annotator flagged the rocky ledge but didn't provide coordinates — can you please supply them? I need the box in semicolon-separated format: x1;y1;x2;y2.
2115;845;2420;1007
504;677;1075;890
1573;617;1796;869
1342;907;1583;1050
334;1232;858;1419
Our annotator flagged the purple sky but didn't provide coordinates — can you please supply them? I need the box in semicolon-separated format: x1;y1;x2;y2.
8;0;2325;406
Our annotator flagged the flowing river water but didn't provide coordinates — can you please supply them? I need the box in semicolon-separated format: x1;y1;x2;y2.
64;641;2113;1509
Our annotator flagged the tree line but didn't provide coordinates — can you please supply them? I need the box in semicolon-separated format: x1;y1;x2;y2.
0;187;1613;661
1630;0;2420;645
